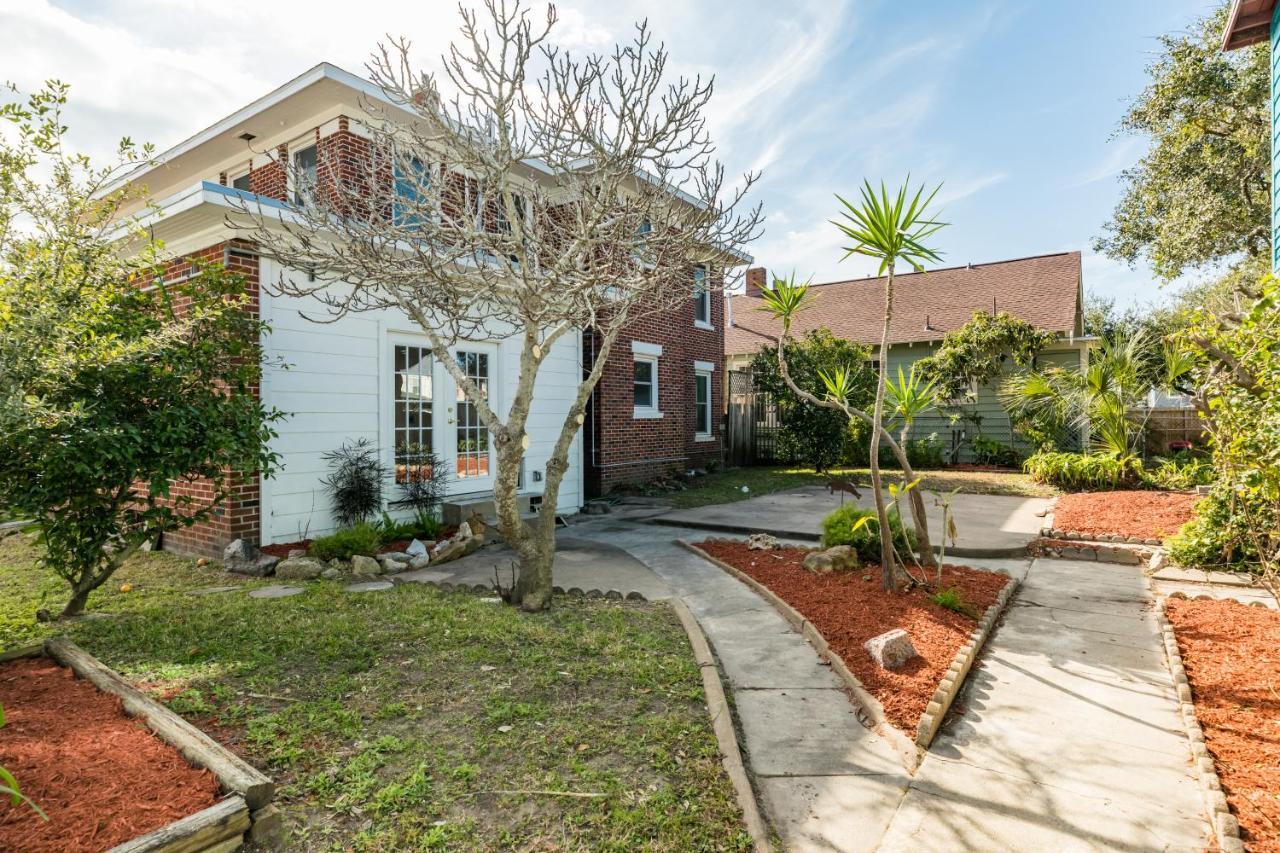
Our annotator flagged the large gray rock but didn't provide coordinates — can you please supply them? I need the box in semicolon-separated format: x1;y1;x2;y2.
408;553;432;570
802;545;860;575
406;538;428;557
379;553;410;574
351;555;382;577
803;551;835;575
222;538;279;577
864;629;918;670
274;557;326;580
747;533;781;551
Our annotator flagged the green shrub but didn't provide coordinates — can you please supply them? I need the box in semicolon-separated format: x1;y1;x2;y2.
1167;487;1258;568
821;505;917;562
970;435;1021;468
309;523;382;561
1139;454;1215;491
906;433;946;468
929;587;978;618
1023;451;1142;491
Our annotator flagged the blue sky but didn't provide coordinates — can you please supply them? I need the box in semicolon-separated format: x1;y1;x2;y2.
3;0;1218;307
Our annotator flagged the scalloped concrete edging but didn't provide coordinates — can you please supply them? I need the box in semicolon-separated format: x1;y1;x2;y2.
388;576;648;601
676;540;1019;771
1151;590;1245;853
914;576;1018;749
668;598;773;853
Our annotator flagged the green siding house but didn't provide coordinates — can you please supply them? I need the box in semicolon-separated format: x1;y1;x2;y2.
1223;0;1280;269
725;252;1090;462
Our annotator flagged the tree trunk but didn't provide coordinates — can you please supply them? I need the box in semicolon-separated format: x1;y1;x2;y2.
869;266;896;590
58;562;120;619
490;441;556;611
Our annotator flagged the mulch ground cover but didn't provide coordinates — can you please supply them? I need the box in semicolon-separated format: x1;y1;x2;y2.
1165;598;1280;852
0;657;221;853
1052;490;1199;541
694;539;1009;732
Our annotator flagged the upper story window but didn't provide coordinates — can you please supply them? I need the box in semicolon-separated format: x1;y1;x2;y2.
292;144;318;205
693;265;711;329
231;171;252;193
393;157;431;227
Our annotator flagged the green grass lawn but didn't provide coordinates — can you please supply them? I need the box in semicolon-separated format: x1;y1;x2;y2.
660;464;1057;509
0;534;750;851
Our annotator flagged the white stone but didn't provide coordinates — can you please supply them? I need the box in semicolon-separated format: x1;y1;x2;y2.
406;538;428;557
864;629;918;670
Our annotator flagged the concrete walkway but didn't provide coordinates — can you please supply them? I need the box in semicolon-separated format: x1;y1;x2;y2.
569;518;914;850
879;557;1208;851
648;485;1051;556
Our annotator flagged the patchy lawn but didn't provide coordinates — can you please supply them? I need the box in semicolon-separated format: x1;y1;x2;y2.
1166;598;1280;851
0;535;750;852
1052;491;1199;541
652;465;1055;510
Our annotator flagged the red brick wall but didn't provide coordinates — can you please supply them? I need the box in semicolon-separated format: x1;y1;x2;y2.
585;271;726;496
154;241;264;559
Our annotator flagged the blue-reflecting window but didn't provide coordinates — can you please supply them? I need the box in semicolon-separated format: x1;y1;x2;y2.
393;157;431;227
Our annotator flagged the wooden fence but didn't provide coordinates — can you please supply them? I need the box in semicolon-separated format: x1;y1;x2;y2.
1138;408;1207;456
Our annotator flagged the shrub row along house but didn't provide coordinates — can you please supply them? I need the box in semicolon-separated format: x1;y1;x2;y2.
725;252;1090;462
108;62;747;557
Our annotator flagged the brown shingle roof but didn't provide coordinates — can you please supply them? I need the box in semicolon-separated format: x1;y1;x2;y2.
725;251;1082;356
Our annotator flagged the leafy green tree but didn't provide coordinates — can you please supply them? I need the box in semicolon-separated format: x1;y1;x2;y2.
1174;274;1280;597
0;82;282;617
750;330;874;471
917;311;1056;402
1096;3;1269;279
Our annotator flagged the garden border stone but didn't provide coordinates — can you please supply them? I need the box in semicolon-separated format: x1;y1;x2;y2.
1;638;276;851
913;576;1018;749
668;598;773;853
1033;536;1156;566
1149;591;1245;853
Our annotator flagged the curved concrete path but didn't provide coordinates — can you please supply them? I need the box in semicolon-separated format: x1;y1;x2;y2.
648;485;1050;556
572;518;913;850
573;519;1209;852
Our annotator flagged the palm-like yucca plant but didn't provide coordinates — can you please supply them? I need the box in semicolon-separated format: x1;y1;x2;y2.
885;364;940;448
832;179;945;589
1001;330;1158;456
759;272;939;584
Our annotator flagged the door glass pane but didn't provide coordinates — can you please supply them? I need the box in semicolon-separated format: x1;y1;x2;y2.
394;345;433;484
455;351;490;479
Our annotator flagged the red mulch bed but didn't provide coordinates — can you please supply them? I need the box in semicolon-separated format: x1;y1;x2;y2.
1052;490;1199;541
0;658;222;852
694;540;1010;732
1166;599;1280;851
262;528;458;559
259;539;310;558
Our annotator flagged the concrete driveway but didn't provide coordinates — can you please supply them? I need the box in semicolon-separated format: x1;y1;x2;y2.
648;485;1052;557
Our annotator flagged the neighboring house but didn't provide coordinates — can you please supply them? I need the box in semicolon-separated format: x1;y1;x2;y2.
108;62;740;557
1222;0;1280;270
724;252;1091;461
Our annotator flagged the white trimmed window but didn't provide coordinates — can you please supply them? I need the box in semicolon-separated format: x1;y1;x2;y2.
291;143;318;205
693;265;712;329
632;340;663;419
694;360;715;440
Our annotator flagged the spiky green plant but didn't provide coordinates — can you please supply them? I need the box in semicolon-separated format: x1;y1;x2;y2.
831;179;945;589
886;364;940;449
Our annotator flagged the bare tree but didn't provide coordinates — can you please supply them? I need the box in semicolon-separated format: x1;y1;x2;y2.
229;1;760;610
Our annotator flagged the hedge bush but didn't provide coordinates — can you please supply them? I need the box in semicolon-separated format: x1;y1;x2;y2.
821;505;917;562
308;523;382;561
1023;451;1142;491
1167;487;1258;569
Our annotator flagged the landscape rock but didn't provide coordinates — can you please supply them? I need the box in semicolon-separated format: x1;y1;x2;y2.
320;567;345;581
803;551;835;574
864;628;919;670
824;545;860;571
287;548;307;559
351;555;382;577
406;538;428;557
457;521;473;540
408;553;432;570
222;538;279;577
383;551;412;563
379;553;410;574
274;557;326;581
746;533;781;551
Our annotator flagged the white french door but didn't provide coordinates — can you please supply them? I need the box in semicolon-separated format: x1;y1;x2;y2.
448;346;497;491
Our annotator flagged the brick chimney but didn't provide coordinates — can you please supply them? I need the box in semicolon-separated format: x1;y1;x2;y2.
745;266;768;297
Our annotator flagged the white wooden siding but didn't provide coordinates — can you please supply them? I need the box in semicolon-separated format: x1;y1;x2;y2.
258;259;583;543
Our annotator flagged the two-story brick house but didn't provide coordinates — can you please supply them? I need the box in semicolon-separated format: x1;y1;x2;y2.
110;62;742;556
